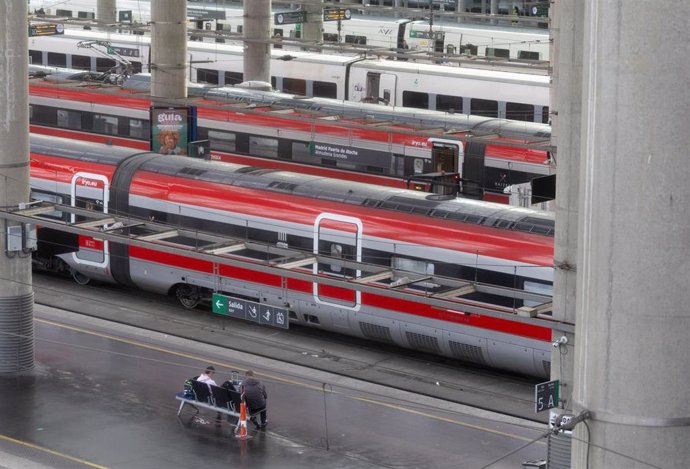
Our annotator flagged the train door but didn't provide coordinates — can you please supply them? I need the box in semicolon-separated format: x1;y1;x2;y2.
313;213;362;312
70;172;110;269
366;72;397;106
429;138;463;174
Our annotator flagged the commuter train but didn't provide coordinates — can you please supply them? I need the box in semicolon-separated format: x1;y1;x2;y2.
29;71;554;205
30;0;550;61
30;135;554;377
28;27;550;121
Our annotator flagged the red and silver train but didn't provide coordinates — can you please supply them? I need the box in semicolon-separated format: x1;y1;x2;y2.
30;135;554;377
29;73;554;205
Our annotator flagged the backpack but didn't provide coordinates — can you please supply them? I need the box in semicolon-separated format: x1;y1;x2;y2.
183;375;199;398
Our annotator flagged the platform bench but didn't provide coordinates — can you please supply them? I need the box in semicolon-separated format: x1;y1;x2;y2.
175;380;263;433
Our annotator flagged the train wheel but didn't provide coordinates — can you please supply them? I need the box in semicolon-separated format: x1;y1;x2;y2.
175;284;201;309
71;269;91;286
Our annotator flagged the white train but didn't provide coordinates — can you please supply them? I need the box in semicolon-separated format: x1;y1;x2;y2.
28;28;550;122
29;0;551;61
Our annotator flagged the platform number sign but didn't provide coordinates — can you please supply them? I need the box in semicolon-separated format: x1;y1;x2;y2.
535;379;559;413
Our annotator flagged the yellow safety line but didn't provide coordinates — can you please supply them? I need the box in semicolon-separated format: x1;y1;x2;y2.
0;433;109;469
36;317;545;444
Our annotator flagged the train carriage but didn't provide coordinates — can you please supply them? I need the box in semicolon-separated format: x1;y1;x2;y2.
30;135;554;377
29;74;553;205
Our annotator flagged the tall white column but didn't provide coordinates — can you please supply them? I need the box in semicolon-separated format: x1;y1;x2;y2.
244;0;271;83
572;2;690;468
151;0;187;99
0;0;34;373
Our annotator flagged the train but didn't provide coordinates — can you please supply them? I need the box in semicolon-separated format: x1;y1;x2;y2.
27;26;550;121
30;0;551;61
30;135;555;377
29;69;554;205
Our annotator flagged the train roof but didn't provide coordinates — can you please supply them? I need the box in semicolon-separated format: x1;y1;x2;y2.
30;135;554;237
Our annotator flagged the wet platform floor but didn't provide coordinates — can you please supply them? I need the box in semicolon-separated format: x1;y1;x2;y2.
0;304;548;469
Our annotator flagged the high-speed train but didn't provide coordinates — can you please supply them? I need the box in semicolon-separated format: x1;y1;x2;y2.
30;0;551;61
28;27;550;121
29;70;554;204
30;135;555;377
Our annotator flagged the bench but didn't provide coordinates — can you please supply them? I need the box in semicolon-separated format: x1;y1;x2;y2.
175;380;264;432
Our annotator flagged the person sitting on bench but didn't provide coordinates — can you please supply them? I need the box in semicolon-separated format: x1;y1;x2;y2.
241;370;268;429
196;366;217;387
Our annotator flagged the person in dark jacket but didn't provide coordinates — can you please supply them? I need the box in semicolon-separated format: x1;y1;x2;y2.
241;370;267;428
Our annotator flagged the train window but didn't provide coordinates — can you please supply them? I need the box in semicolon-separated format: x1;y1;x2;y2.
72;54;91;70
470;99;499;118
249;136;278;159
330;244;343;273
57;109;81;130
30;105;57;126
291;142;312;164
93;114;118;135
47;52;67;68
96;57;116;72
30;191;64;220
393;155;406;177
236;25;243;34
197;68;219;85
313;81;337;99
208;130;236;153
402;91;429;110
486;48;510;59
391;256;437;289
459;44;478;56
129;119;148;139
523;280;553;307
225;71;243;86
542;106;550;124
436;95;464;113
345;35;367;45
282;78;307;96
29;50;43;65
323;33;338;43
518;50;541;61
131;62;143;74
506;102;536;122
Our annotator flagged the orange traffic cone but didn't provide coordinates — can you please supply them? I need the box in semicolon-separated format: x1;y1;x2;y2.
235;401;248;439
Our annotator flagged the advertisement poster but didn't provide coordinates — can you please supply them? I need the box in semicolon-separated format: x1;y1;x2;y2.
150;107;189;156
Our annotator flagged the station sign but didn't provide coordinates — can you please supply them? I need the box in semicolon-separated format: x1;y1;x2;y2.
212;293;289;329
275;11;306;25
28;23;64;37
323;8;352;22
535;379;559;413
187;8;226;20
409;30;445;41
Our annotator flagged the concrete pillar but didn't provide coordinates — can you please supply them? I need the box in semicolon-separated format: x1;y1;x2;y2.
572;2;690;468
244;0;271;84
547;0;584;464
301;0;323;46
0;0;34;373
96;0;116;25
150;0;187;99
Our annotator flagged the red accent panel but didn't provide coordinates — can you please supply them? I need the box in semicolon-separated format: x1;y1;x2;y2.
128;245;549;341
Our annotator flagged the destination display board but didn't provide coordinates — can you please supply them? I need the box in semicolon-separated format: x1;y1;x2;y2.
275;11;306;25
323;8;352;22
29;23;64;37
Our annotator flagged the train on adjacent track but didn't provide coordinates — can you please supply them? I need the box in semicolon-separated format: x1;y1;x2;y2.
28;26;550;122
30;135;555;377
29;71;554;205
30;1;551;61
